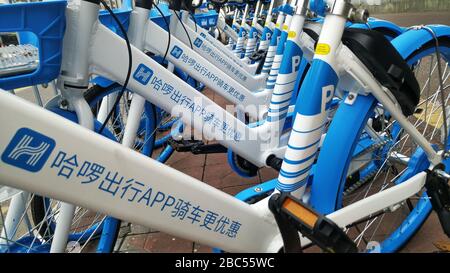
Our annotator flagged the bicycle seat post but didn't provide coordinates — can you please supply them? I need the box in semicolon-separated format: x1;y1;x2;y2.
56;0;101;131
129;0;153;50
58;0;100;97
50;0;101;253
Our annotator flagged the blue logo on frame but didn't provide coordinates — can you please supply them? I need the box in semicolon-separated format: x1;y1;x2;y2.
133;64;154;85
200;33;206;38
170;46;183;59
1;128;56;173
193;38;203;48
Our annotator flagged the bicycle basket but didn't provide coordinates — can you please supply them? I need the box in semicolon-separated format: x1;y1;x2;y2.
0;0;67;90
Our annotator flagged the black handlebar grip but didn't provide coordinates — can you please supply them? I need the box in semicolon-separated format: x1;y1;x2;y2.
135;0;153;10
83;0;101;5
169;0;183;11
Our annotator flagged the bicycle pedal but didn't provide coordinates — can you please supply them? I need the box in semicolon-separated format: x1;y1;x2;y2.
269;193;358;253
0;44;39;77
425;168;450;238
168;138;227;154
190;143;228;154
433;240;450;252
168;138;204;152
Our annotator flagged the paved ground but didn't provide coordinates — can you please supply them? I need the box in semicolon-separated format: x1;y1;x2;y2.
9;11;450;253
373;11;450;26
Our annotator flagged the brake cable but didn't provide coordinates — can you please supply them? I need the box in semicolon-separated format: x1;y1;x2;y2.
406;25;449;159
154;3;171;63
98;0;133;134
422;26;449;159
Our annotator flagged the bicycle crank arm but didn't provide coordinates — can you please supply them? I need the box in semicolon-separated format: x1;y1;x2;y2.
426;166;450;238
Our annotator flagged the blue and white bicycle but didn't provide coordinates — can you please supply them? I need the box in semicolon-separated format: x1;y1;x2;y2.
0;0;449;253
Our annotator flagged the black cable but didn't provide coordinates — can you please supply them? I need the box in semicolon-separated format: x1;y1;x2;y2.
175;10;193;49
425;28;449;158
410;26;449;158
98;0;133;134
174;9;196;87
154;4;171;63
190;11;198;32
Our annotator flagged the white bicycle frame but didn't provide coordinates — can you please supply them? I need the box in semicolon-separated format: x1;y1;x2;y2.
150;18;271;119
217;8;239;43
234;1;279;63
251;0;276;53
110;0;376;168
179;11;268;86
93;1;322;180
115;1;323;162
241;1;275;62
241;0;261;61
0;0;442;253
254;1;266;34
259;0;289;76
176;1;299;97
233;2;250;55
262;4;294;93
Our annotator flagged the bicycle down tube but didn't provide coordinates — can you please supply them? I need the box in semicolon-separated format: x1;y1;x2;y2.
179;11;267;86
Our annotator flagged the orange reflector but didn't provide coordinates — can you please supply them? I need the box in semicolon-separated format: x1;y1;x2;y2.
282;198;319;229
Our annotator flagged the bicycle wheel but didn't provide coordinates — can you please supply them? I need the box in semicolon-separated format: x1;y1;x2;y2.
310;30;450;252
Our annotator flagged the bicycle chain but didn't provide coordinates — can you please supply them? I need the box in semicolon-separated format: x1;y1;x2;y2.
344;169;378;196
344;140;390;196
352;139;389;159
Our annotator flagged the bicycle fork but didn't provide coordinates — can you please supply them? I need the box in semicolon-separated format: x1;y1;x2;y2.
269;0;357;253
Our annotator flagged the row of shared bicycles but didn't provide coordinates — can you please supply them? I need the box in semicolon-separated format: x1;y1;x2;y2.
0;0;449;253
